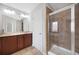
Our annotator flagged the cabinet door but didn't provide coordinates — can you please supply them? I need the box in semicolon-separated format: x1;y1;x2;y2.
17;35;24;50
0;39;2;54
2;36;17;54
26;34;32;46
24;34;32;48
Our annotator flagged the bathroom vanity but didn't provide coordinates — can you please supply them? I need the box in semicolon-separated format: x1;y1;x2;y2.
0;32;32;55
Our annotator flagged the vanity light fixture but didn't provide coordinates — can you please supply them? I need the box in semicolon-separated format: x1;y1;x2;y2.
3;9;15;15
20;14;29;18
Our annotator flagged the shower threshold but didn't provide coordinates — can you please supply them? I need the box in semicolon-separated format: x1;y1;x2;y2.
48;45;77;55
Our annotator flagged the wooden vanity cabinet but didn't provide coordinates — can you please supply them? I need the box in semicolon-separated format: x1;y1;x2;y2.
17;35;24;50
24;34;32;48
0;39;2;54
17;34;32;50
27;34;32;46
0;33;32;55
2;36;17;55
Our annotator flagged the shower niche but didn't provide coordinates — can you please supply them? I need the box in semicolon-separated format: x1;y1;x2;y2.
51;21;58;32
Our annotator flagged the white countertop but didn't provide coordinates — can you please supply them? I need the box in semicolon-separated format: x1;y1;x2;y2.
0;32;32;37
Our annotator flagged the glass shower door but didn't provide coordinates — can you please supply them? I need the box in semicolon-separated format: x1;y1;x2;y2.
48;9;72;55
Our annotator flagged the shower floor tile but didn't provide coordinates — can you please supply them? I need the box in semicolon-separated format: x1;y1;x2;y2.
48;45;72;55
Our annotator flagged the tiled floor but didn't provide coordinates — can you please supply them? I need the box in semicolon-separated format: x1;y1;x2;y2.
48;45;72;55
12;46;43;55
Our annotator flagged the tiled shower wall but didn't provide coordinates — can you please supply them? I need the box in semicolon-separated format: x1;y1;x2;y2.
49;9;71;50
75;4;79;53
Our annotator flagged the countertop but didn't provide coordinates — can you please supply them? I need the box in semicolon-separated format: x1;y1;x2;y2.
0;32;32;37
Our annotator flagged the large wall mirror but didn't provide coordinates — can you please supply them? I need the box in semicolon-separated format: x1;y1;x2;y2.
0;4;31;35
0;15;31;34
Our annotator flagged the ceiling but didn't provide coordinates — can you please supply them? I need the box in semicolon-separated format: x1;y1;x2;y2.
48;3;73;11
3;3;39;13
3;3;72;14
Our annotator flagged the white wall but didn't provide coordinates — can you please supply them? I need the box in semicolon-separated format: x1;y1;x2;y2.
31;4;46;54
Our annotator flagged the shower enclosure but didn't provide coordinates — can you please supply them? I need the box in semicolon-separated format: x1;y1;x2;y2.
48;4;78;55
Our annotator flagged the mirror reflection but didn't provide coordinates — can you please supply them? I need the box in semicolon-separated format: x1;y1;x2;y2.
0;4;31;35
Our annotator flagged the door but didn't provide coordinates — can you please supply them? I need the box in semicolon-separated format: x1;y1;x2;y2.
49;9;71;50
0;39;2;54
17;35;24;50
32;5;43;52
23;34;32;48
23;34;28;47
26;34;32;46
